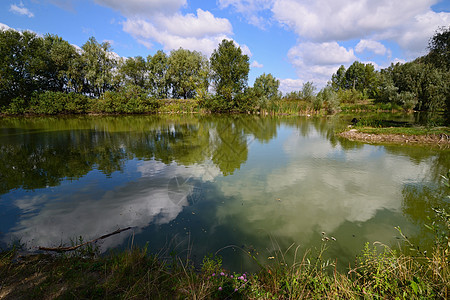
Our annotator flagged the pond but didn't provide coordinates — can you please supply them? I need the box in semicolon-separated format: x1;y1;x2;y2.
0;115;448;272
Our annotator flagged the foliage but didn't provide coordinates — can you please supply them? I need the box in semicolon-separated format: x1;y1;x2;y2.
253;73;281;100
145;51;166;99
317;85;340;114
117;56;147;89
80;37;117;97
92;85;159;114
425;26;450;71
2;217;448;299
210;39;250;105
167;48;209;99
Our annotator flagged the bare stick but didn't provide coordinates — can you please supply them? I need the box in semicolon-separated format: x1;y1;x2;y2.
38;227;133;252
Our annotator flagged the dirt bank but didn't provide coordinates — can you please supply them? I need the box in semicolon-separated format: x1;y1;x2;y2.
339;129;450;147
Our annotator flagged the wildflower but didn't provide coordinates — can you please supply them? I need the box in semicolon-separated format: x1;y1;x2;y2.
220;272;225;276
235;288;238;292
212;273;215;276
218;287;222;291
244;279;247;282
230;275;233;278
239;276;245;280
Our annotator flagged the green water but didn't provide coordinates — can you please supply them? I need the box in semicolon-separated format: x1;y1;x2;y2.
0;115;448;271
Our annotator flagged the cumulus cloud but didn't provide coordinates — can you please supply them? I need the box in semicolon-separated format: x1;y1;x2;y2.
379;10;450;57
278;78;303;93
251;60;264;68
272;0;436;42
123;16;231;55
118;5;237;56
287;42;356;86
9;2;34;18
0;23;12;31
355;39;388;56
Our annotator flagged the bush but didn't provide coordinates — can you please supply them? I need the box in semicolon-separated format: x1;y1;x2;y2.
198;94;234;113
317;86;340;114
2;97;28;115
337;89;360;104
92;85;158;114
26;91;90;115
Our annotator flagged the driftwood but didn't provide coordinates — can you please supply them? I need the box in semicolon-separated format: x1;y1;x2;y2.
38;227;133;252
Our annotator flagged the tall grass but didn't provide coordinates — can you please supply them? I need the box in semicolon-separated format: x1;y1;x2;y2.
1;210;448;299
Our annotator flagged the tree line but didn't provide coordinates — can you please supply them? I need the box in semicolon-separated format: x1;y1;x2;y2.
0;27;448;122
329;27;449;120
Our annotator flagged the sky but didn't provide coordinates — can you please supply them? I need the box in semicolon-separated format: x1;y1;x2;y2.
0;0;449;93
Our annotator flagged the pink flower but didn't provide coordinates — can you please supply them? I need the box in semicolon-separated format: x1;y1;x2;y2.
218;287;222;291
220;272;225;276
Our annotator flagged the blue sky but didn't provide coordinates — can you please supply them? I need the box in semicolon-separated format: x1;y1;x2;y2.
1;0;449;93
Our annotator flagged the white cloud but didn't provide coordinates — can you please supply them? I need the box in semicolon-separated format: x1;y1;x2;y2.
287;42;356;86
272;0;437;42
123;18;231;55
120;7;237;56
271;0;450;58
278;78;303;94
9;2;34;18
289;42;356;65
355;39;387;56
382;10;450;57
0;23;12;31
251;60;264;68
156;9;232;39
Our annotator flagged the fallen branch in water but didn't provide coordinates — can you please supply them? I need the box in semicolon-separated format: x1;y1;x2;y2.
38;227;133;252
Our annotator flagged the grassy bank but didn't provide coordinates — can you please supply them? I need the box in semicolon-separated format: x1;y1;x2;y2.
1;213;449;299
1;90;416;117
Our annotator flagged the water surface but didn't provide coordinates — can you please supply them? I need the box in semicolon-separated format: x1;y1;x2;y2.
0;115;448;271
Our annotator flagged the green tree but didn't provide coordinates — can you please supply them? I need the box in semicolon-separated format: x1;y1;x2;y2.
331;65;346;91
210;39;250;104
301;81;316;102
118;56;148;89
253;73;280;100
0;30;44;106
40;34;78;93
344;61;366;91
167;48;209;99
80;37;117;97
147;50;169;99
425;26;450;71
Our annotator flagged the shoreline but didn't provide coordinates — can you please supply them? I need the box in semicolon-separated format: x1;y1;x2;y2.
339;128;450;147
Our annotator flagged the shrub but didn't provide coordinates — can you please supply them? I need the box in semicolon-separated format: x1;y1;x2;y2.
92;85;158;114
2;97;28;115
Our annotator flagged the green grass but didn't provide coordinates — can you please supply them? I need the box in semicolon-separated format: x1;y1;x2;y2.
356;126;450;136
1;208;449;299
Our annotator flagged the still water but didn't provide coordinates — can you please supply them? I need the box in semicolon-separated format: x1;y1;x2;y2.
0;115;448;271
